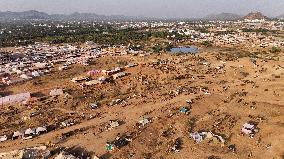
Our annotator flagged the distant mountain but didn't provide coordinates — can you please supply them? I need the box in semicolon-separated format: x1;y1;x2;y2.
203;13;242;21
50;12;132;21
276;14;284;19
0;10;49;20
243;12;268;20
0;10;151;21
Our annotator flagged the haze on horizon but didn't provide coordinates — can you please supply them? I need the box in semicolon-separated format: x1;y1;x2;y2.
0;0;283;18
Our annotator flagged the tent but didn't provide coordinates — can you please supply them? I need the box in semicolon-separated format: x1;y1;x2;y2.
24;128;35;137
36;127;47;135
0;92;31;105
20;74;31;79
50;89;64;96
85;80;101;86
113;72;127;79
31;71;40;77
0;135;7;142
12;131;23;140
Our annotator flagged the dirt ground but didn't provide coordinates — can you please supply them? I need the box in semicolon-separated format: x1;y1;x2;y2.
0;49;283;159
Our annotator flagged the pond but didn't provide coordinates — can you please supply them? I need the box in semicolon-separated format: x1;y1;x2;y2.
170;47;198;54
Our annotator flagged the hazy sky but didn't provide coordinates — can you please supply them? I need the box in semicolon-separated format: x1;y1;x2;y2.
0;0;283;18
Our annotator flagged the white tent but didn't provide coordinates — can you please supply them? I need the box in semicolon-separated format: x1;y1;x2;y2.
50;89;64;96
32;71;40;77
0;92;31;105
20;74;31;79
85;80;101;86
36;127;47;135
12;131;23;139
0;135;7;142
24;128;35;135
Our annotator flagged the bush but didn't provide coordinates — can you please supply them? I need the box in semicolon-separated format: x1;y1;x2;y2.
117;60;128;67
201;41;213;47
271;46;281;53
152;45;163;52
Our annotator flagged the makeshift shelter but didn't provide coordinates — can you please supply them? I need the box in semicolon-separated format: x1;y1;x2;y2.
87;70;101;76
50;89;64;96
125;63;138;68
34;62;48;69
103;67;122;75
89;103;99;109
179;107;190;113
98;76;109;83
190;131;225;146
0;92;31;105
84;80;101;86
31;71;40;77
138;117;151;128
241;122;258;136
20;74;31;80
54;152;77;159
12;131;23;140
0;135;7;142
23;128;35;139
36;127;47;135
71;76;89;83
59;66;68;71
109;99;123;106
112;135;132;149
109;120;120;129
113;72;127;79
190;132;206;143
61;120;75;127
170;138;183;152
106;144;114;151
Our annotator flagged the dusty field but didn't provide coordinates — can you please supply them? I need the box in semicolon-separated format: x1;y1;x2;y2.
0;49;283;159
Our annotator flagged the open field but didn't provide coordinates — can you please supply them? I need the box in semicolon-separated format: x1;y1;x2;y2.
1;49;283;159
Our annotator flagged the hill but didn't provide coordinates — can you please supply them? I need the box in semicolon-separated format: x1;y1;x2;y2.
0;10;149;21
0;10;49;20
203;13;242;21
243;12;268;20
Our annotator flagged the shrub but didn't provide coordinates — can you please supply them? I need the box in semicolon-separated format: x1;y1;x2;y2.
271;46;281;53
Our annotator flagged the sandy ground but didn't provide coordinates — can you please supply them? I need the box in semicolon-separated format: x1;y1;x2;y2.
0;50;283;159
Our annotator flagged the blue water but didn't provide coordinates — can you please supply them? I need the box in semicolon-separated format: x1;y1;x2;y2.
170;47;198;54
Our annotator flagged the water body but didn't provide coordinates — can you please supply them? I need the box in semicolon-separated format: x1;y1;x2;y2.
170;47;198;54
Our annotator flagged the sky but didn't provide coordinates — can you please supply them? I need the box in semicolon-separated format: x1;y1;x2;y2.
0;0;283;18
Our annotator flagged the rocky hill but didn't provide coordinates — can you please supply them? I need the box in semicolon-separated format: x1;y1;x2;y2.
243;12;268;20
